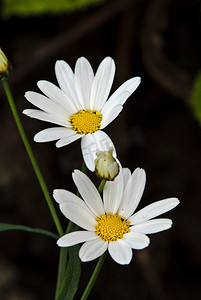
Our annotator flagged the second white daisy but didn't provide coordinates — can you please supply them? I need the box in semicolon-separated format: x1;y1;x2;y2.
23;57;140;171
53;168;179;265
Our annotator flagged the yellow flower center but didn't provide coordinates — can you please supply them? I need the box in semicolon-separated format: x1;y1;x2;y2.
69;109;102;134
95;213;130;242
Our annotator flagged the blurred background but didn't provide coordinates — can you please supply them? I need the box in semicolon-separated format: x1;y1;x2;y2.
0;0;201;299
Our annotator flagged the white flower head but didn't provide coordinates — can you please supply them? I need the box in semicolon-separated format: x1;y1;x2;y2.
53;168;179;265
23;57;141;171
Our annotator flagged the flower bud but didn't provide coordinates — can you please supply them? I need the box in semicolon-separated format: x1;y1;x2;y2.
95;148;119;181
0;48;12;80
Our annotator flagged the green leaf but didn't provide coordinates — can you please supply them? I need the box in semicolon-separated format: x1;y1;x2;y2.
191;71;201;125
2;0;104;18
57;245;81;300
0;223;58;239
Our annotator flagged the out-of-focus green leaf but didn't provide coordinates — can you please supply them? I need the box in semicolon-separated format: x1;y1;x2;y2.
191;71;201;125
0;223;58;239
57;245;81;300
2;0;104;19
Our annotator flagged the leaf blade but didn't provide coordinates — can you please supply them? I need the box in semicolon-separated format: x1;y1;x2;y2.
0;223;58;239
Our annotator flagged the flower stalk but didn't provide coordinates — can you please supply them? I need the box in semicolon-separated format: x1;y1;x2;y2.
1;79;63;237
80;252;107;300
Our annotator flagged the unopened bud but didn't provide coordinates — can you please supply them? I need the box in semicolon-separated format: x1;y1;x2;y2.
95;148;119;181
0;48;12;80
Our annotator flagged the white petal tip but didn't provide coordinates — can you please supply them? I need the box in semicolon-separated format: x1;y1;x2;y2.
22;110;27;115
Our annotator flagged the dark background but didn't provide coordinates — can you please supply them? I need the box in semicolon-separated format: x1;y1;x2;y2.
0;0;201;299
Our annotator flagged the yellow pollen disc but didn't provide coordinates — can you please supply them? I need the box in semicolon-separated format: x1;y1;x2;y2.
95;213;130;242
69;109;102;134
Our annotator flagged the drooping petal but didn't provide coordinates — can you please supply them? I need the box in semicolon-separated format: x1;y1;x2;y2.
81;130;116;171
75;57;94;109
72;170;105;216
108;239;132;265
90;57;115;111
57;230;97;247
79;238;108;262
56;133;83;148
103;169;124;214
129;198;180;225
102;77;141;115
55;60;81;110
24;91;68;120
37;80;77;114
53;189;96;231
22;109;69;127
123;231;150;249
100;104;123;129
118;168;146;219
34;127;75;142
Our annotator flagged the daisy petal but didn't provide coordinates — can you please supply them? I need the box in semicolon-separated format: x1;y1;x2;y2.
57;231;97;247
72;170;105;216
81;130;116;171
75;57;94;109
56;133;83;148
34;127;75;142
90;57;115;111
108;239;132;265
24;91;68;120
37;80;77;114
55;60;81;110
122;168;131;189
102;77;141;113
129;198;180;225
103;169;124;214
22;109;69;127
79;238;108;262
53;189;96;231
118;168;146;219
123;232;150;249
100;104;123;129
101;91;129;118
130;218;173;234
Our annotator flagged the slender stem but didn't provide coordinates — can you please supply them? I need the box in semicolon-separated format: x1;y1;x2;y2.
81;161;87;174
98;180;106;193
1;79;63;236
80;253;106;300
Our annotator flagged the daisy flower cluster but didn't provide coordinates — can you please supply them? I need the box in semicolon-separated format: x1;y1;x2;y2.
23;57;179;265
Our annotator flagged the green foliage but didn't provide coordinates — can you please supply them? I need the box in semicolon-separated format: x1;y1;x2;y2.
2;0;104;18
191;71;201;125
57;245;81;300
0;223;58;239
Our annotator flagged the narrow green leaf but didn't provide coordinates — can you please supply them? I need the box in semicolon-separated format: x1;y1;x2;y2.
0;223;58;239
2;0;104;18
191;71;201;125
57;245;81;300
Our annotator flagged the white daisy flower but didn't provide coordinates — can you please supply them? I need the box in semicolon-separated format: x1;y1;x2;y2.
23;57;140;171
53;168;179;265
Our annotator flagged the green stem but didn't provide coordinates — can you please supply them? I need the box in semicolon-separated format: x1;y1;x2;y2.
81;161;87;174
80;253;107;300
1;79;63;237
98;180;106;193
